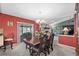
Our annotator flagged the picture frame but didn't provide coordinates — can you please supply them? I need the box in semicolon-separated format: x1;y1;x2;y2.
7;21;13;27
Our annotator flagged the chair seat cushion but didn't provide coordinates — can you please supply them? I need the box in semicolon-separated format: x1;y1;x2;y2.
5;38;13;41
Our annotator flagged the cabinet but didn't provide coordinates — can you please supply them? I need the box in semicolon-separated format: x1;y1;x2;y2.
0;29;4;47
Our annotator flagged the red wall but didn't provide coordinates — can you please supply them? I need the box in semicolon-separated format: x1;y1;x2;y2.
0;13;39;43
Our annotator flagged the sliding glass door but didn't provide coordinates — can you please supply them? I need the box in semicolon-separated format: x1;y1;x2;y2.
21;26;32;34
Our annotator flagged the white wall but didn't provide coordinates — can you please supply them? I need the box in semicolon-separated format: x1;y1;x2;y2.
0;4;1;12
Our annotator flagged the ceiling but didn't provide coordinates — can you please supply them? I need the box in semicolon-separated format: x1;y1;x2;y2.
0;3;75;26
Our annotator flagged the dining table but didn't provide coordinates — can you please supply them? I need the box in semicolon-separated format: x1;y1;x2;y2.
24;37;40;46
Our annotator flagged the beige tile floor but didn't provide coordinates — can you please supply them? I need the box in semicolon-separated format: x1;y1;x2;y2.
0;40;76;56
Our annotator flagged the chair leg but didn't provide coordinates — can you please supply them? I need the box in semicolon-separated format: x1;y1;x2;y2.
30;49;34;56
45;53;47;56
46;45;50;54
37;52;40;56
11;41;13;49
50;44;53;51
43;51;47;56
47;48;50;54
29;46;33;55
3;42;6;52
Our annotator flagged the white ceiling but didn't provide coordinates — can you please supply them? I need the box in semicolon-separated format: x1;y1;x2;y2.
0;3;75;25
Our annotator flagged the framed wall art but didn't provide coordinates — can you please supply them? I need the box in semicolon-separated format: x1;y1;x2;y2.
7;21;13;27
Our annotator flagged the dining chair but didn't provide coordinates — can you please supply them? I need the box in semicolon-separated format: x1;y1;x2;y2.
30;37;47;56
26;32;32;41
23;32;33;55
44;33;54;54
50;33;54;51
4;33;14;51
23;32;32;48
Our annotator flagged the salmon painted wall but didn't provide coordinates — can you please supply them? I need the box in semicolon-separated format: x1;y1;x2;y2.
0;13;39;43
59;36;76;47
59;15;77;47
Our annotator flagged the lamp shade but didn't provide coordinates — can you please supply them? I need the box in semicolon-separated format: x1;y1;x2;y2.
63;27;69;31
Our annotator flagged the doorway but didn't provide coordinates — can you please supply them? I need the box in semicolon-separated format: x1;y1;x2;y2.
17;22;33;43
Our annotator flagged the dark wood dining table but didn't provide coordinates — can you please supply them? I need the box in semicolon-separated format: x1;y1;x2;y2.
25;37;40;46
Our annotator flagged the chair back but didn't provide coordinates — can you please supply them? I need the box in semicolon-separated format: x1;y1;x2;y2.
39;36;45;50
51;33;54;43
4;33;14;42
20;33;27;41
4;33;14;39
26;32;32;41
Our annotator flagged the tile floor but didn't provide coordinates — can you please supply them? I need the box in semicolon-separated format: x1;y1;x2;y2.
0;40;76;56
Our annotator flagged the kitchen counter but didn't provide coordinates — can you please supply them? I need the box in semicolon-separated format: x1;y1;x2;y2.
60;35;74;37
59;35;77;47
